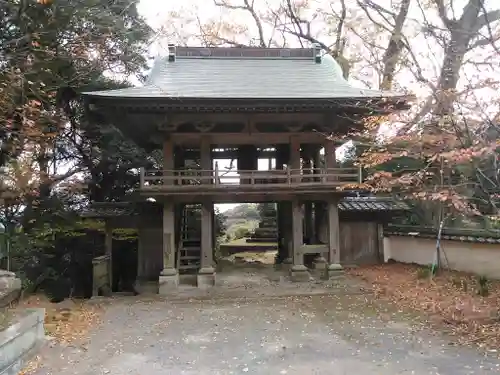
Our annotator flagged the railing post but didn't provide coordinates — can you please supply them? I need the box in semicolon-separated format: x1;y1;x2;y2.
140;167;145;187
286;166;291;185
215;162;219;185
358;165;363;183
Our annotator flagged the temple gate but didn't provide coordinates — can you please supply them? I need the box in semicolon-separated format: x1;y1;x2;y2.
82;45;411;294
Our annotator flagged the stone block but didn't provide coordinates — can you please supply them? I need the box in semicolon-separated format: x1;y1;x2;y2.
197;267;216;288
0;308;45;375
325;263;344;280
279;258;292;271
312;256;327;270
0;270;22;308
134;279;159;295
158;269;179;294
290;264;311;282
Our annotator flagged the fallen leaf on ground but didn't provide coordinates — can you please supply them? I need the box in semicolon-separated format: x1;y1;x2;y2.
347;264;500;352
16;295;103;374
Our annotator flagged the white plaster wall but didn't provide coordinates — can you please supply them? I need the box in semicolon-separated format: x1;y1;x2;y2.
384;236;500;279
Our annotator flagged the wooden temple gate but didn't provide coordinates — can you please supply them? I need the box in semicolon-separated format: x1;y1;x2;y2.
82;45;411;294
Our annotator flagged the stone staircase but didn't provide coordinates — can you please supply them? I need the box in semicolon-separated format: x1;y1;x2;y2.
246;203;278;243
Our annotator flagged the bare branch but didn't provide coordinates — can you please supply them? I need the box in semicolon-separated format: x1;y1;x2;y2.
380;0;411;90
213;0;267;47
433;0;454;28
474;9;500;32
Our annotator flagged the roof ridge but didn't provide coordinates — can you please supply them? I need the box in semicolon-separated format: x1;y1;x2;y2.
172;46;318;61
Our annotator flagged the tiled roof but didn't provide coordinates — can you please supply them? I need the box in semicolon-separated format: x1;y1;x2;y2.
82;197;409;219
338;197;409;212
82;46;409;100
384;224;500;243
81;202;139;218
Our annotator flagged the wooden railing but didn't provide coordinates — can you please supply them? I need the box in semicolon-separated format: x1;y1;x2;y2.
140;167;362;190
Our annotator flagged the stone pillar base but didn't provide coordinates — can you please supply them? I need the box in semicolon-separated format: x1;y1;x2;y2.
134;279;159;294
312;256;327;270
279;258;292;271
159;268;179;294
197;267;216;288
325;263;344;280
290;264;311;282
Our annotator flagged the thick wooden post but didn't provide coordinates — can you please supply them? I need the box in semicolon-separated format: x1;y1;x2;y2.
275;145;288;265
200;136;212;184
290;135;301;183
324;140;336;182
163;137;174;185
280;202;293;268
159;201;179;294
290;199;310;281
198;201;215;288
326;198;343;278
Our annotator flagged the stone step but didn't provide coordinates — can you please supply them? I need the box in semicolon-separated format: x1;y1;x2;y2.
179;256;200;262
179;264;200;270
245;238;277;243
180;246;201;251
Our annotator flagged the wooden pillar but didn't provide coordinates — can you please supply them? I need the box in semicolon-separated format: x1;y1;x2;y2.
163;137;174;185
237;145;258;184
302;154;314;243
290;199;310;281
326;198;343;278
159;201;179;293
200;136;212;184
377;223;385;263
275;145;289;265
324;140;336;182
198;201;215;287
291;200;303;267
290;136;301;183
312;145;321;183
104;222;113;292
281;202;293;266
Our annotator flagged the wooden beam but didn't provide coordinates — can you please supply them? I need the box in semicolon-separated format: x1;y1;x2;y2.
170;112;325;125
171;132;325;146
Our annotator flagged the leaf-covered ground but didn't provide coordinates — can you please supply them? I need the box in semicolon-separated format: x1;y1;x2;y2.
17;295;103;375
346;263;500;353
14;264;500;374
26;293;500;374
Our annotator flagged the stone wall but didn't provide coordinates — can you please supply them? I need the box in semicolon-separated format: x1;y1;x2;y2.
0;308;45;375
384;235;500;278
0;271;21;308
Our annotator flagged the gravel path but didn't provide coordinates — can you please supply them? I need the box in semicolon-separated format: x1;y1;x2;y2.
33;292;500;375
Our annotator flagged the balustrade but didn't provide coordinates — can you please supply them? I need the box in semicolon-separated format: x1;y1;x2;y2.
140;167;362;190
